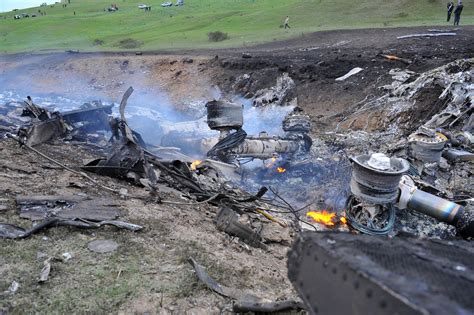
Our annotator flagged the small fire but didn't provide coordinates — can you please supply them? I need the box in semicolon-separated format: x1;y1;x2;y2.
276;167;286;173
340;216;347;225
190;160;202;171
307;210;336;226
266;157;277;168
306;210;348;228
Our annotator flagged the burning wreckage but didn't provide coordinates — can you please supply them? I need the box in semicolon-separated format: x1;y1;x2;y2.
0;58;473;313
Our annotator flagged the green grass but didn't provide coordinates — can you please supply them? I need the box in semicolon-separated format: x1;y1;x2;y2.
0;0;473;53
0;228;150;313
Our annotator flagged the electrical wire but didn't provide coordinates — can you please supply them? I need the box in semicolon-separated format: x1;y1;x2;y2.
207;128;247;158
345;195;395;236
268;186;318;231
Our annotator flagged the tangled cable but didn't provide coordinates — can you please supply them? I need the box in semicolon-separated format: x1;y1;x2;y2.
207;128;247;158
345;195;396;236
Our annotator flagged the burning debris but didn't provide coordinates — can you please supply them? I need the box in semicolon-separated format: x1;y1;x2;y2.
307;209;347;226
205;100;312;164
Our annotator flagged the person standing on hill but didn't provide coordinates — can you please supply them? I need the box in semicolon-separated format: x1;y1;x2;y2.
284;16;290;29
453;0;464;25
447;2;454;22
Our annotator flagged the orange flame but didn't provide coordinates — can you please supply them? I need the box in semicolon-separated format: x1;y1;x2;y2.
340;216;347;225
307;210;336;226
190;160;202;171
266;157;277;168
276;167;286;173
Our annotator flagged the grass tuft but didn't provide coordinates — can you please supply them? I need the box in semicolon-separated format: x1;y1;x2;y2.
208;31;229;42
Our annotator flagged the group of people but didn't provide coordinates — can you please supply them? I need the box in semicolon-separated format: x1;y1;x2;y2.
447;1;464;25
282;1;465;30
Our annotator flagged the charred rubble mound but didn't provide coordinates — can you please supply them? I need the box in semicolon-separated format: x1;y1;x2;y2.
324;58;473;239
339;58;473;135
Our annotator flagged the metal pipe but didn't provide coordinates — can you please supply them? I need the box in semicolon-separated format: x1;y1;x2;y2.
398;175;473;238
407;189;462;224
230;139;301;159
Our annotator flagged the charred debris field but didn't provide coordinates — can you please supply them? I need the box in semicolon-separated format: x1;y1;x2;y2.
0;27;474;313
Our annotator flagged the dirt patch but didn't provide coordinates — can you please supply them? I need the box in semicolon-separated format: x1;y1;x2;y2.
117;38;143;49
397;85;447;135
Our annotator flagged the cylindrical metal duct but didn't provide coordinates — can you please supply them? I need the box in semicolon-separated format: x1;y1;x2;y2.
398;175;473;239
206;100;243;131
230;139;301;159
408;132;447;163
407;189;462;224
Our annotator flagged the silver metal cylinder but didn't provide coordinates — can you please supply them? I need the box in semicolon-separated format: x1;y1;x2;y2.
398;176;472;238
408;133;447;163
230;139;300;159
206;100;243;131
407;189;462;224
350;154;409;203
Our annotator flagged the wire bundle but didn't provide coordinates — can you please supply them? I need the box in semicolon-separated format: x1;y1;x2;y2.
207;128;247;158
345;195;396;236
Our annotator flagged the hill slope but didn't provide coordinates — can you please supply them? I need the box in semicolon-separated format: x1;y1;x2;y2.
0;0;472;53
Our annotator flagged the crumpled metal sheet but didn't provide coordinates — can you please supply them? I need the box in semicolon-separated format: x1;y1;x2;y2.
188;257;243;299
0;218;60;239
0;218;143;239
83;87;158;189
0;223;27;238
22;117;67;147
16;195;121;221
288;232;474;315
215;206;267;249
188;257;228;296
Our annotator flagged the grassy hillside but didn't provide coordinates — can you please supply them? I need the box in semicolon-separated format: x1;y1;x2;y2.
0;0;472;53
